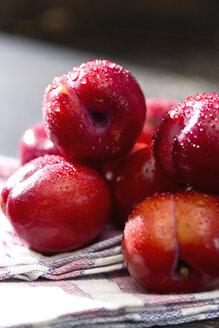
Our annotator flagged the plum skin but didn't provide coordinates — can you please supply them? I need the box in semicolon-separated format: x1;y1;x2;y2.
18;122;60;165
153;92;219;193
1;155;111;255
137;97;177;145
42;59;146;162
122;192;219;293
114;145;182;227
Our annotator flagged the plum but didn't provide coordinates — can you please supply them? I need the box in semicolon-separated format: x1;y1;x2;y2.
114;145;182;227
18;122;60;165
138;97;177;145
122;192;219;293
42;60;146;162
1;155;111;255
153;92;219;193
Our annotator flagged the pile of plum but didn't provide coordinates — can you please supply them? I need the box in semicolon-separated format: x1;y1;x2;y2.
1;60;219;293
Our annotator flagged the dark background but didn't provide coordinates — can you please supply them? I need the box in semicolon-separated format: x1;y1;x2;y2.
1;0;218;74
0;0;218;159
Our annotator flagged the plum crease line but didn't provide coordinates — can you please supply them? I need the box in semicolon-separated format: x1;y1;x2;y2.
170;195;180;280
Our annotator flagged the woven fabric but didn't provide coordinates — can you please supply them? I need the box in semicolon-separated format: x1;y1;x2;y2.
0;155;218;328
0;212;124;281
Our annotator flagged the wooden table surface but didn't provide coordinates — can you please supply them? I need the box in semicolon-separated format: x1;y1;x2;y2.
0;32;218;328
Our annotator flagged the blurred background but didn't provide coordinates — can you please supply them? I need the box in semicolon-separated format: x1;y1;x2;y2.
0;0;218;157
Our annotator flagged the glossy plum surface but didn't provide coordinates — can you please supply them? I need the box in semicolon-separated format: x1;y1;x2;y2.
138;98;177;145
153;93;219;193
96;143;150;228
18;122;60;165
42;60;146;162
1;155;111;255
115;145;182;227
122;192;219;293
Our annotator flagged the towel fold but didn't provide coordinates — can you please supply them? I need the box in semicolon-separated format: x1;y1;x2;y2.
0;200;124;281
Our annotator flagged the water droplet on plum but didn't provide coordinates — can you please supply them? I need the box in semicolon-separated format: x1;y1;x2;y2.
71;70;79;81
212;101;219;109
81;78;87;85
108;62;116;69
